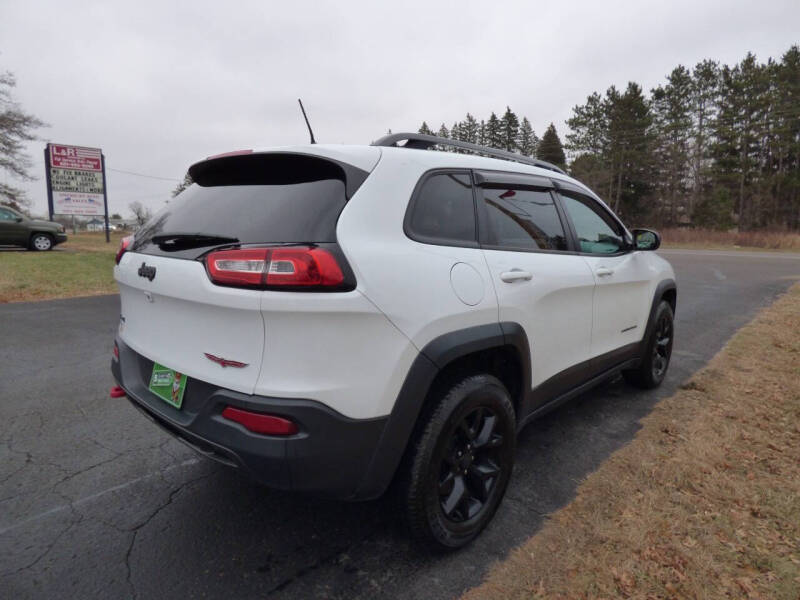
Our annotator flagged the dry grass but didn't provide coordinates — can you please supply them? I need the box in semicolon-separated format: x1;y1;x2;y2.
661;228;800;252
60;230;128;252
0;232;124;303
464;284;800;600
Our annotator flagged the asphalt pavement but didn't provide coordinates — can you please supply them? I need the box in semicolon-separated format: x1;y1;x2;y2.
1;249;798;599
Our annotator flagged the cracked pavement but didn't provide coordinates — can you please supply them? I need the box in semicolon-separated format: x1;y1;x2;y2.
1;249;799;599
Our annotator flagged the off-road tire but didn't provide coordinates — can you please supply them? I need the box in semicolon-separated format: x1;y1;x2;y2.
623;301;674;389
397;374;516;550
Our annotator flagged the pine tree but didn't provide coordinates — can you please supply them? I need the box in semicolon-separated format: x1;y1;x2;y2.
651;65;693;224
694;187;734;229
769;46;800;229
689;60;720;219
517;117;538;156
566;92;608;156
711;54;768;229
418;121;435;136
436;123;450;151
462;113;479;144
500;106;520;152
537;123;566;169
478;120;487;146
485;112;502;149
451;122;462;152
0;69;47;208
604;83;654;218
566;92;611;195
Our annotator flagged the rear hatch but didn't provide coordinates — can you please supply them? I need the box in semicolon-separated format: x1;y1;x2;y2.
115;150;376;395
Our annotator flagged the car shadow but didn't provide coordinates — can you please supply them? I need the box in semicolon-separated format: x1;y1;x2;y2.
126;372;680;600
0;245;69;252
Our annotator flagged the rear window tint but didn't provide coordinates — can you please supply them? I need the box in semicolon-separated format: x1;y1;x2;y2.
134;154;357;258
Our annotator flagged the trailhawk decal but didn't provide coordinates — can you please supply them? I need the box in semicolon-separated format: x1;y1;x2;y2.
204;353;248;368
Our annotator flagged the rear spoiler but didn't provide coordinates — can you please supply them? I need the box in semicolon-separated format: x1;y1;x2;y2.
188;152;370;199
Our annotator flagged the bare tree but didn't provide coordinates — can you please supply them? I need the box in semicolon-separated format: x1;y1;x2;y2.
0;69;48;209
129;201;153;226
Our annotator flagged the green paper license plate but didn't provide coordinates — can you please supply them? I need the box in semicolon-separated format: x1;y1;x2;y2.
148;363;187;409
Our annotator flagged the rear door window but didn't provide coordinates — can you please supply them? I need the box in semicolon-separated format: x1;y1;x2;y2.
480;187;568;251
406;172;477;246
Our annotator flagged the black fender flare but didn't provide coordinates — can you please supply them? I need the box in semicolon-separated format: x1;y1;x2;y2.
352;322;530;500
639;278;677;356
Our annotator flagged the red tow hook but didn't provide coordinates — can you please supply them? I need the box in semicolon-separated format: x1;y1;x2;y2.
110;385;126;398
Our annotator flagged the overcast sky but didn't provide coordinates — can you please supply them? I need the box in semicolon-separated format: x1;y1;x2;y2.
1;0;798;217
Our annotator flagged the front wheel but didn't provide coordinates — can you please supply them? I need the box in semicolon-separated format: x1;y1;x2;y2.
30;233;53;251
623;301;674;389
398;374;516;550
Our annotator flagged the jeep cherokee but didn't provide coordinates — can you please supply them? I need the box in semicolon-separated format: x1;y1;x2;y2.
110;133;676;549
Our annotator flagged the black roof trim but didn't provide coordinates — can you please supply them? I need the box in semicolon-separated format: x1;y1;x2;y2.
372;132;567;175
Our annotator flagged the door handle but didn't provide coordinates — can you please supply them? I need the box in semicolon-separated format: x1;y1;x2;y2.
595;267;614;277
500;269;532;283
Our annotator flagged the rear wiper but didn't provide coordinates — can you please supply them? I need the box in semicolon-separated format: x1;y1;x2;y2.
151;233;239;250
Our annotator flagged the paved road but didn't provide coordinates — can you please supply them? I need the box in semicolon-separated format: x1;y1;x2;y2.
1;249;798;599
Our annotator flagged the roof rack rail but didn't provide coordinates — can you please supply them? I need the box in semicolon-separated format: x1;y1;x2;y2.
371;132;567;175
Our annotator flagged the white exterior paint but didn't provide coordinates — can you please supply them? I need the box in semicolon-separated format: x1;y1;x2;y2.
115;143;676;420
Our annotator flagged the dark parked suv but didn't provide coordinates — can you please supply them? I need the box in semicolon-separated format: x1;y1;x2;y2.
0;205;67;250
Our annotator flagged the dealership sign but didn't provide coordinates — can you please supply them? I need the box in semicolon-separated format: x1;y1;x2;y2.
45;144;108;217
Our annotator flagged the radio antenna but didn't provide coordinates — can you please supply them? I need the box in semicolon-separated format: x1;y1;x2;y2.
297;98;316;144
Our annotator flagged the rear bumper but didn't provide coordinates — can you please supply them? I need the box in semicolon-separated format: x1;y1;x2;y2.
111;337;389;500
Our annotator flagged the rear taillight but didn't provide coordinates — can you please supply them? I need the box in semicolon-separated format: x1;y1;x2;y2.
205;247;344;289
115;235;133;265
222;406;298;435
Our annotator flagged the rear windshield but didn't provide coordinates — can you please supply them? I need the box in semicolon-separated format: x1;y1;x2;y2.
133;154;358;258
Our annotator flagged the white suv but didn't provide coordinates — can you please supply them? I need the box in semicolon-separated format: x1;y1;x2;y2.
111;133;676;549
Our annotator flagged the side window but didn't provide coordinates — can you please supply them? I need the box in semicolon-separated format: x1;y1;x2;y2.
559;192;625;254
407;172;476;245
0;209;15;221
480;187;567;251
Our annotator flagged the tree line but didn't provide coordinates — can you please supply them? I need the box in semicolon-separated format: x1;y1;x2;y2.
418;45;800;231
417;109;567;169
2;46;798;231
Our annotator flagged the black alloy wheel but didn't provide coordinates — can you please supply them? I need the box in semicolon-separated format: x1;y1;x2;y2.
399;374;516;550
623;300;674;389
651;310;673;380
437;406;504;523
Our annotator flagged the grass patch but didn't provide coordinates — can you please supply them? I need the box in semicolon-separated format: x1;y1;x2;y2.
661;227;800;252
60;230;127;252
0;232;124;303
464;284;800;600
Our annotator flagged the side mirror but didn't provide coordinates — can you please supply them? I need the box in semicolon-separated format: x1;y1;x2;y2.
631;228;660;251
15;217;24;223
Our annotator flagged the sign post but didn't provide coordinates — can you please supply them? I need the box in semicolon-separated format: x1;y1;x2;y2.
44;143;110;242
101;154;110;243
